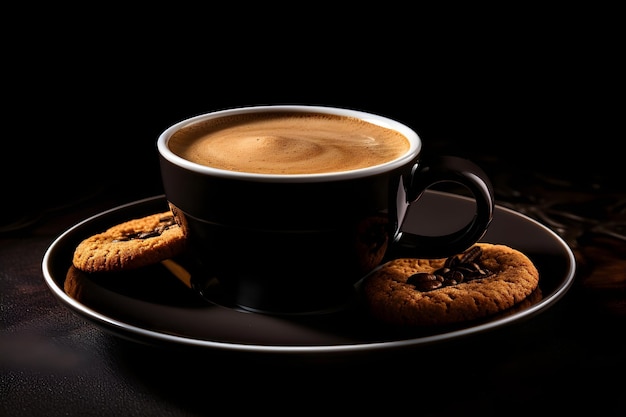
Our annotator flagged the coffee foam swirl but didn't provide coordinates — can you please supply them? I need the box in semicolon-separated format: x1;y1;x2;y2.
168;112;410;175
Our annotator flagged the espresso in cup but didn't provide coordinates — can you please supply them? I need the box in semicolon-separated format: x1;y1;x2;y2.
158;105;494;314
167;112;411;175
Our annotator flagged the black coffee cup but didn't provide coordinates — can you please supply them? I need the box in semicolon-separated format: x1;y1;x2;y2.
157;105;494;314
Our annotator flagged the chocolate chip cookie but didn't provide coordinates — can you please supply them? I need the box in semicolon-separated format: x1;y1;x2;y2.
362;243;540;326
72;211;186;273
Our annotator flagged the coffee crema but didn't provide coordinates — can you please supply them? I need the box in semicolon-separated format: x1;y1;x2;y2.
168;112;411;174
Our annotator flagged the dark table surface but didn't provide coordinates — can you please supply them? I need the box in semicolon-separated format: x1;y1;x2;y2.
2;132;625;416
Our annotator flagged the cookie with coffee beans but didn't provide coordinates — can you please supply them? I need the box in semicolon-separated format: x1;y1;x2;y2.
362;243;540;327
72;211;187;273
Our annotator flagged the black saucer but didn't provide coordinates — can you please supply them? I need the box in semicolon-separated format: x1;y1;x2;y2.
42;191;576;356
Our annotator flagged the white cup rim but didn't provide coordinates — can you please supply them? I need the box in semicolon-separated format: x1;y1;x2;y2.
157;105;422;183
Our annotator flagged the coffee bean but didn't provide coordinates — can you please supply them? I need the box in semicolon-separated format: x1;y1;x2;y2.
407;272;443;291
408;246;494;292
112;216;177;242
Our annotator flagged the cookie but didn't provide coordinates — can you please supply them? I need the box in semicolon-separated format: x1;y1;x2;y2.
362;243;540;327
72;211;186;273
64;265;87;300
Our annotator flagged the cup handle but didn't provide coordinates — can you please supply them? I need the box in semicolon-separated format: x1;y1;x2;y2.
391;155;495;259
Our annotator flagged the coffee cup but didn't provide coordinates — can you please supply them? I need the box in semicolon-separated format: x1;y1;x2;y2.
157;105;494;314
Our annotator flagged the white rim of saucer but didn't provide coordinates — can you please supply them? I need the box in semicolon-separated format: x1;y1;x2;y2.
157;105;422;183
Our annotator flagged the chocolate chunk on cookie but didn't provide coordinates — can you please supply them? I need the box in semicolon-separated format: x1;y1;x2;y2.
72;211;186;273
362;243;540;327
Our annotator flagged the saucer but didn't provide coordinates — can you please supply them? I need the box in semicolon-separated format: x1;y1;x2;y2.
42;191;576;355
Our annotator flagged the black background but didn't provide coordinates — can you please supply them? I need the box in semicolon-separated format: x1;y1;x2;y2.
4;13;621;222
